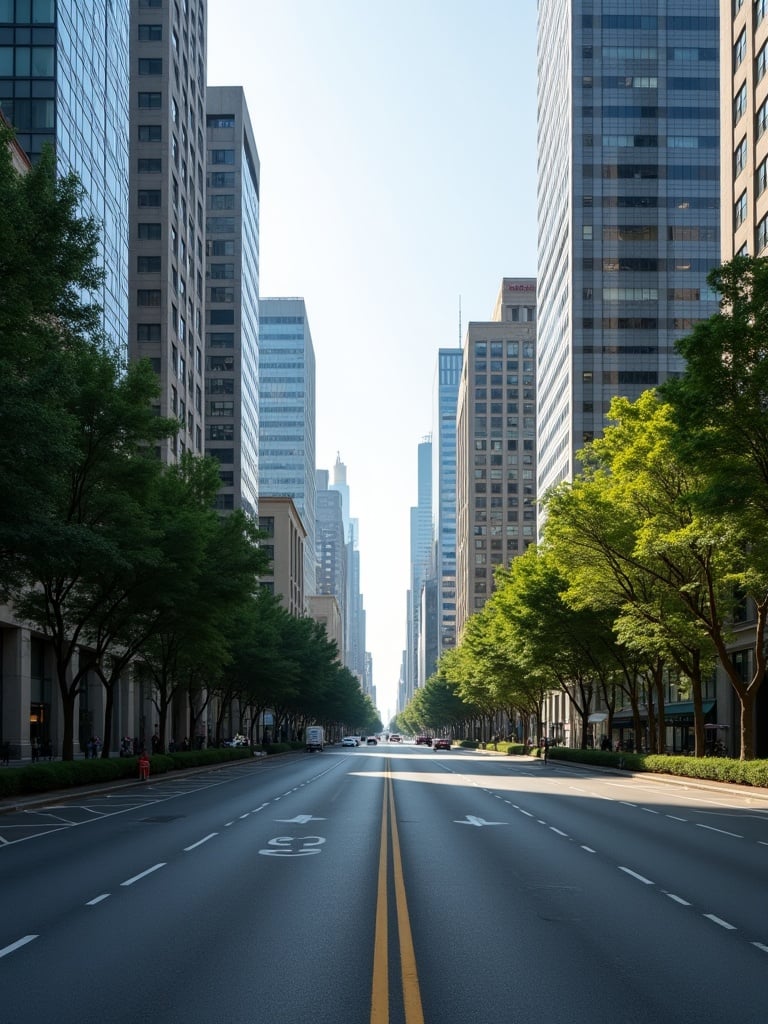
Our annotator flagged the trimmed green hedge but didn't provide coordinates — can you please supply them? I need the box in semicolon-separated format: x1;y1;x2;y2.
537;745;768;788
0;746;256;799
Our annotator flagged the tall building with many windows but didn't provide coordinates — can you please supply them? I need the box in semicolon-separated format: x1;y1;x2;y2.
433;348;462;657
129;0;207;462
721;0;767;260
0;0;130;352
405;436;433;699
456;279;537;638
536;1;720;502
258;297;317;599
204;85;260;518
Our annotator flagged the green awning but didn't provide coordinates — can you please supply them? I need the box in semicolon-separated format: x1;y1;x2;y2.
613;700;715;726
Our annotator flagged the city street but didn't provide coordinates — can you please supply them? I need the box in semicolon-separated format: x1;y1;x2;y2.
2;744;767;1024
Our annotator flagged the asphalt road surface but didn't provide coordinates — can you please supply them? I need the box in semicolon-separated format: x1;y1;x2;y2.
2;743;767;1024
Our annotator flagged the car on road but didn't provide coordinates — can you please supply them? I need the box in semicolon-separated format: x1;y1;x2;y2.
432;737;451;751
415;735;432;746
365;736;378;745
389;733;401;743
341;736;359;747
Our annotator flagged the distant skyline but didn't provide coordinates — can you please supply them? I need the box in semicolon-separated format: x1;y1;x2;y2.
208;1;538;720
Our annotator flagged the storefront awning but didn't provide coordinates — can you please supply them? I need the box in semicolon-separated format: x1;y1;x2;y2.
588;713;608;723
613;700;715;726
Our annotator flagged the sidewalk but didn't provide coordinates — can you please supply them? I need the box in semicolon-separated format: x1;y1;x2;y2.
0;750;270;815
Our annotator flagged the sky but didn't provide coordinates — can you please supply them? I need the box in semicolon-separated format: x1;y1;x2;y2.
207;1;538;723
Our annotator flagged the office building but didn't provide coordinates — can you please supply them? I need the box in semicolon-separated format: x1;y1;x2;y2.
204;86;260;518
405;436;433;699
258;297;317;599
536;0;720;502
315;469;347;627
129;0;207;462
433;348;462;657
258;496;306;618
456;278;537;638
0;0;130;352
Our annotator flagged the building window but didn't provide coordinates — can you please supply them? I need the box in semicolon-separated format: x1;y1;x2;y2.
757;215;768;253
735;136;748;177
137;323;161;342
138;158;162;173
734;29;747;71
138;189;161;207
759;0;768;26
208;149;235;164
138;124;162;142
759;99;768;141
758;42;768;84
138;255;161;273
734;82;747;124
138;24;163;40
735;191;748;229
758;156;768;197
138;58;163;75
137;222;161;240
138;92;162;109
137;289;161;306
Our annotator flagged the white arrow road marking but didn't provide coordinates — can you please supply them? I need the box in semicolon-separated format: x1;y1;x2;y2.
454;815;507;827
275;814;326;823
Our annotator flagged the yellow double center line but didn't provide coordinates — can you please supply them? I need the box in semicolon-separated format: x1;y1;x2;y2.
370;766;424;1024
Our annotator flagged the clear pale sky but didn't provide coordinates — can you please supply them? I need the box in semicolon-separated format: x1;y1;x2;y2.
207;1;538;722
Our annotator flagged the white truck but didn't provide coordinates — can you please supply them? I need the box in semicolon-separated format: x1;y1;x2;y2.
305;725;324;752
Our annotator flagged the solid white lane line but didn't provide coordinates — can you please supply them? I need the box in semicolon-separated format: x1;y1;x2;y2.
86;894;111;906
618;866;654;885
704;914;736;930
696;823;742;839
184;833;218;851
0;935;37;958
120;863;166;886
663;893;691;906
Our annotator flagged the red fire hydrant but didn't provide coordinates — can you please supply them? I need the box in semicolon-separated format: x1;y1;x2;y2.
138;752;150;781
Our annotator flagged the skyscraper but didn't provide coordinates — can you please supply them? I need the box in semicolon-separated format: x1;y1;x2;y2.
537;1;720;501
258;296;317;599
129;0;207;462
405;436;433;698
315;468;347;628
0;0;130;352
433;348;462;657
204;86;260;518
456;278;537;638
330;455;369;693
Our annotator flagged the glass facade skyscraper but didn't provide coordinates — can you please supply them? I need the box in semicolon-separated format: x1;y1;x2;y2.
537;1;720;500
433;348;462;657
0;0;130;355
205;86;260;519
259;296;317;599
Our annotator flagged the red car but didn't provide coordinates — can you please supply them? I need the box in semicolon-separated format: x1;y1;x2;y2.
432;737;451;751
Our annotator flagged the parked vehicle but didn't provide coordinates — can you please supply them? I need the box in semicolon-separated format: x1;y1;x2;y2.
389;733;401;743
341;736;359;747
305;726;325;752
